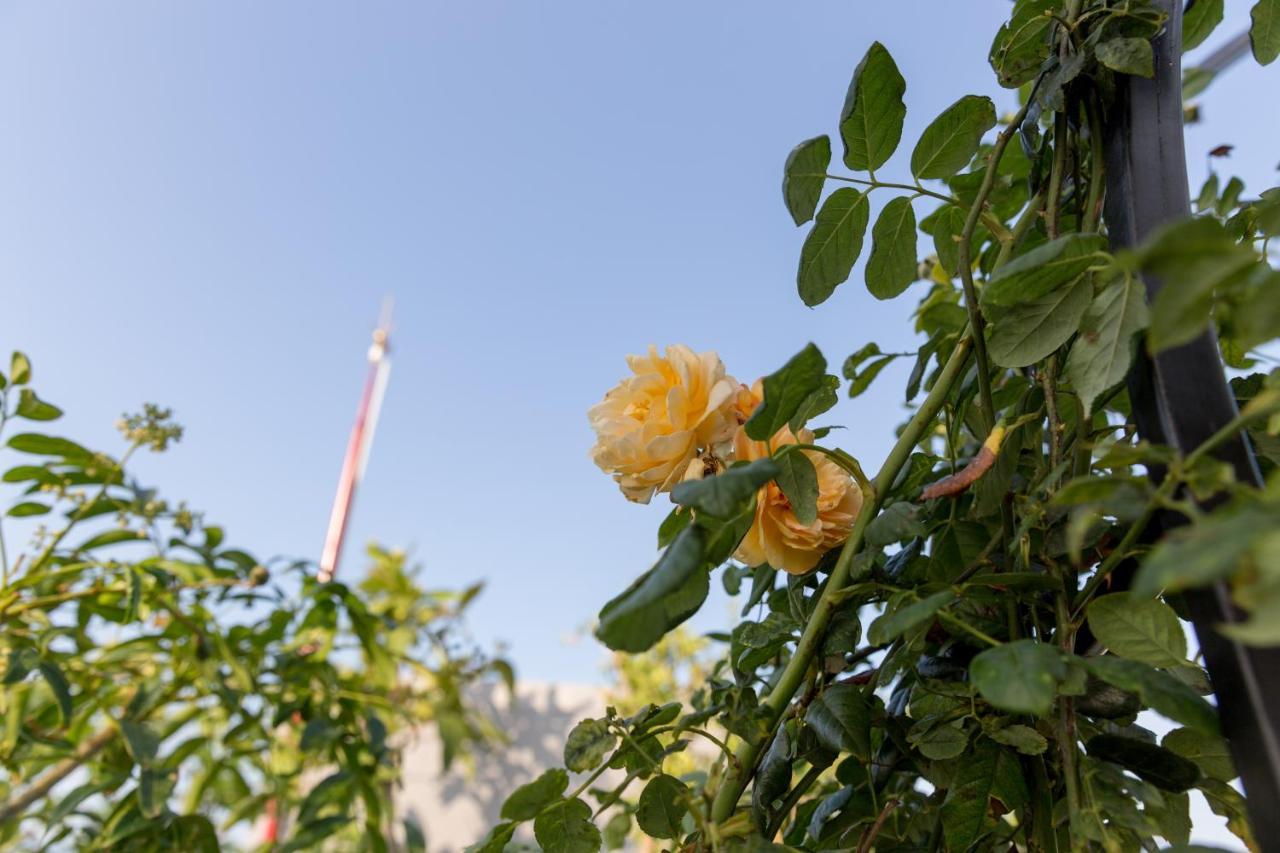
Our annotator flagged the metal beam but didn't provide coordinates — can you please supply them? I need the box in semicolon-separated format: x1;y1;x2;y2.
1102;2;1280;845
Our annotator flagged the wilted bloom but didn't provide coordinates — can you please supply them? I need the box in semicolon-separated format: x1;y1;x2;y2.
731;382;862;575
588;345;740;503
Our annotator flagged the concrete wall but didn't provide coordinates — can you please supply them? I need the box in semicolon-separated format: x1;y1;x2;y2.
394;681;610;852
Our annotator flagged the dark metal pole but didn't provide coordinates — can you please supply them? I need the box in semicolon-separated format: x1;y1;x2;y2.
1102;1;1280;845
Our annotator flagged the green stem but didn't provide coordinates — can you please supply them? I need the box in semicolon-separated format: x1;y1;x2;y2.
937;609;1001;647
709;334;975;824
995;191;1045;269
823;174;1012;242
29;444;140;574
957;100;1033;436
615;724;714;848
1042;356;1063;471
1073;391;1280;612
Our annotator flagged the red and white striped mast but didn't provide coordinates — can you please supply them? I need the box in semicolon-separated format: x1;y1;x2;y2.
318;298;393;584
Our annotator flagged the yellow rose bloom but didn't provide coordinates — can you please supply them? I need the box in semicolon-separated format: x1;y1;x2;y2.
588;345;740;503
731;383;862;575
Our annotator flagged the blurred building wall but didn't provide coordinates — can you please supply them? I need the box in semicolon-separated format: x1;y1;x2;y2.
394;681;610;852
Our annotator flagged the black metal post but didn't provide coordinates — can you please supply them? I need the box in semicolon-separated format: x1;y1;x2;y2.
1102;1;1280;845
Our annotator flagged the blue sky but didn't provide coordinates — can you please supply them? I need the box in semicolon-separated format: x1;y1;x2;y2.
0;0;1272;713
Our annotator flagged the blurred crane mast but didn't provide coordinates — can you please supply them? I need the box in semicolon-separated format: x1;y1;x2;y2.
318;297;393;584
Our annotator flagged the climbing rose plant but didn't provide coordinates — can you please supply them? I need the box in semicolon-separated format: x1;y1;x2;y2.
0;355;509;850
478;1;1280;850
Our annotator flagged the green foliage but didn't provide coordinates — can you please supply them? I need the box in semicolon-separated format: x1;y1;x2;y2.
485;3;1280;851
911;95;996;181
1253;0;1280;64
865;196;918;299
0;357;506;850
797;188;869;306
782;136;831;226
839;41;906;173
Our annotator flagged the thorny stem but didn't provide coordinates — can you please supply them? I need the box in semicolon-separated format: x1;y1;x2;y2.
957;99;1032;438
857;798;900;853
1042;356;1063;471
709;334;975;824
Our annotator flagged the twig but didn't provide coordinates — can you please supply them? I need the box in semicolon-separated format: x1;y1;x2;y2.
857;798;900;853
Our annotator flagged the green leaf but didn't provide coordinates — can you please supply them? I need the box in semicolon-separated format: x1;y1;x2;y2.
788;374;839;434
941;740;1026;849
1163;727;1236;782
1084;655;1219;734
1096;37;1155;77
7;501;51;518
1200;777;1258;850
912;720;969;760
468;823;516;853
867;590;955;645
1064;276;1149;416
982;233;1106;308
657;507;692;549
840;42;907;173
1086;593;1187;667
7;433;92;460
970;640;1066;716
9;352;31;385
989;0;1056;87
672;459;780;517
797;188;870;306
846;355;895;398
137;766;174;819
989;724;1048;755
596;526;709;653
911;95;996;181
118;719;161;766
986;274;1092;368
1252;0;1280;64
927;205;968;276
48;780;115;826
752;728;793;833
564;718;616;773
865;501;926;548
804;683;871;760
1133;503;1275;598
603;812;631;850
1037;52;1086;112
1183;0;1224;51
744;344;827;440
1141;216;1257;353
636;774;689;840
773;450;818;526
280;817;352;853
14;389;63;421
1085;734;1200;791
782;136;831;226
501;768;569;821
865;197;917;300
38;661;73;725
4;646;39;684
534;798;602;853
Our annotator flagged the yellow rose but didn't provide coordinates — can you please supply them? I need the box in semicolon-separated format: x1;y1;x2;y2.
731;383;862;575
588;345;740;503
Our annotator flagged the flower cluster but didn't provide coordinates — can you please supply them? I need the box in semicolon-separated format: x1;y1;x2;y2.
588;346;861;574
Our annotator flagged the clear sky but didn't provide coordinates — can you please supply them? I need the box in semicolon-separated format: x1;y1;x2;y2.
0;4;1273;839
